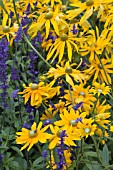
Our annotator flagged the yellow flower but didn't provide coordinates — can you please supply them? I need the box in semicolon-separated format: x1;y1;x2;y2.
48;125;80;149
18;82;50;106
54;108;86;130
46;31;85;62
91;100;111;128
79;27;111;61
95;112;110;129
64;83;96;112
0;15;18;45
77;119;97;138
28;5;61;38
90;82;111;96
16;122;51;151
67;0;112;22
85;56;113;84
47;61;86;89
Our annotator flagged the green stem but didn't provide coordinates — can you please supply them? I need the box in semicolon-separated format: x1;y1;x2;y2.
92;136;106;168
42;102;57;121
12;0;52;69
12;0;20;25
23;33;52;68
104;165;113;170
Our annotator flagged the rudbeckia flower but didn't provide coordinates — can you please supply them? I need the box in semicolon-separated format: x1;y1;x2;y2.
18;82;50;106
46;31;85;62
64;83;96;112
77;118;97;138
16;122;51;151
48;125;80;149
79;27;111;61
0;15;18;45
28;5;61;38
90;82;111;96
67;0;113;22
90;99;111;128
54;108;86;130
85;55;113;84
47;61;86;89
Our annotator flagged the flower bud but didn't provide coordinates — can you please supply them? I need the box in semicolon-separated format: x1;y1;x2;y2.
65;66;72;74
29;130;37;138
70;120;76;126
3;26;10;33
57;130;63;137
79;92;85;96
86;0;94;6
31;83;38;90
45;11;53;19
84;128;91;133
60;33;68;41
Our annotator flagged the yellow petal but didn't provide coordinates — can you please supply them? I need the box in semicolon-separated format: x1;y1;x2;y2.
31;122;37;130
80;7;93;24
66;41;72;62
51;19;59;35
45;20;50;39
49;137;59;149
66;74;75;89
58;41;65;63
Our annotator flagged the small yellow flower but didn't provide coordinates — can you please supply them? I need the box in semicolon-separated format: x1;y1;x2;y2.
64;83;96;112
85;56;113;84
47;61;86;89
28;5;61;38
91;100;111;128
46;31;85;62
48;125;80;149
79;27;111;61
18;82;50;106
0;15;18;45
54;108;86;130
16;122;51;151
90;82;110;96
77;119;97;138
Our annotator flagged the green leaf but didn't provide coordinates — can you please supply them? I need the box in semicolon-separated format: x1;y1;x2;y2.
85;151;97;157
85;163;93;170
9;161;19;169
11;146;24;157
101;144;109;165
91;161;103;170
33;156;44;167
53;148;59;163
14;157;27;170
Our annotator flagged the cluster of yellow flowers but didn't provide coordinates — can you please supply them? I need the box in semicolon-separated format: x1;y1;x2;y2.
1;0;113;168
